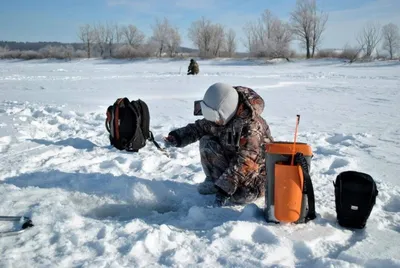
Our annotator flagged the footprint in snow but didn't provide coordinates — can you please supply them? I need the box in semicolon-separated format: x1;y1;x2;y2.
44;106;62;115
293;240;314;260
314;146;343;157
384;196;400;213
32;110;46;118
324;158;350;175
48;118;59;125
252;226;280;244
58;124;70;131
326;133;355;146
114;156;127;164
97;227;107;239
329;158;349;169
0;136;12;153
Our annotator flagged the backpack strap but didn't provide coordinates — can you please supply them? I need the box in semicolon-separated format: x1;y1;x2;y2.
148;131;169;156
295;152;316;222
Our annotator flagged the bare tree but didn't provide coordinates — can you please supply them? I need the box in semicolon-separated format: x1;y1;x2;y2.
242;22;260;55
78;24;95;58
356;21;381;58
242;23;251;52
242;9;292;58
115;24;123;45
210;24;225;57
151;18;182;57
188;17;215;58
310;2;328;57
121;24;145;49
108;23;123;57
151;17;170;57
269;20;293;58
188;18;227;58
290;0;313;58
381;23;400;59
225;29;237;57
290;0;328;59
93;23;110;57
166;27;181;57
248;10;274;53
105;23;121;57
261;10;275;41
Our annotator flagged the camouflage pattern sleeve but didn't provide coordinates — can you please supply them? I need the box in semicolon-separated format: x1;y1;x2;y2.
214;121;264;195
168;119;214;147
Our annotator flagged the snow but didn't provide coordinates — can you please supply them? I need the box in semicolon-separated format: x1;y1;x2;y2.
0;58;399;267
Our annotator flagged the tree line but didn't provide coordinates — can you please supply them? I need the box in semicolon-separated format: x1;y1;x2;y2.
1;0;399;61
77;18;184;59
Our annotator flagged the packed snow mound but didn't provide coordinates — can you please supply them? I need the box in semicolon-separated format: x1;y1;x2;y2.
0;59;399;267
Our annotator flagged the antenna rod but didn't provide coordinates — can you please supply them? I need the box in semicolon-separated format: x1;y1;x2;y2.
291;114;300;166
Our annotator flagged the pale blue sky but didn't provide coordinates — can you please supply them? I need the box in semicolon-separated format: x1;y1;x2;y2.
1;0;399;52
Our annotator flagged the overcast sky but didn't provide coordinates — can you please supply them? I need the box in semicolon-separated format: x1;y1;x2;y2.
1;0;399;52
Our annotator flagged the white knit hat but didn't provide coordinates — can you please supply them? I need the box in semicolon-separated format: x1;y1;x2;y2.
200;83;239;125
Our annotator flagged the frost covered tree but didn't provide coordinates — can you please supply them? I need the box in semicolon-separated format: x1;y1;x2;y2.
121;24;145;49
107;23;123;57
166;27;181;57
243;9;292;58
270;20;292;58
151;18;181;57
356;22;381;58
188;17;225;58
188;17;210;57
151;18;170;57
225;29;237;57
78;24;95;58
91;23;124;58
210;24;225;57
93;23;109;57
243;22;258;55
381;23;400;59
290;0;328;58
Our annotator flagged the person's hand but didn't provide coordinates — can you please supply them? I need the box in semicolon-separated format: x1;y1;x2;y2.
163;135;177;147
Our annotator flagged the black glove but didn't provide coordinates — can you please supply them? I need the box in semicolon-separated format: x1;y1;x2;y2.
163;135;177;146
214;188;231;207
163;131;181;147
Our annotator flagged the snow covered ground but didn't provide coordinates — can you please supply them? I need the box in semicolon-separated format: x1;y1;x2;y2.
0;58;399;267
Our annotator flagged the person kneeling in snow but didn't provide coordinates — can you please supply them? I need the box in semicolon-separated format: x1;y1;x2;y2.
164;83;274;207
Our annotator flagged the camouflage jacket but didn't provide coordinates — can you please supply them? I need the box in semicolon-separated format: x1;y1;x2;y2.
169;86;274;196
188;61;199;74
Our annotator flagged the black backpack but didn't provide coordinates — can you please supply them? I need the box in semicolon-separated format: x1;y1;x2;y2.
105;97;165;154
334;171;378;229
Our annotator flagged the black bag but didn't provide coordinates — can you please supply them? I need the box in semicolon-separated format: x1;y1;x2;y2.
334;171;378;229
105;97;165;153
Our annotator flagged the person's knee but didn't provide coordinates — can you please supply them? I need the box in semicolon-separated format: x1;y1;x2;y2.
199;136;227;170
199;135;218;149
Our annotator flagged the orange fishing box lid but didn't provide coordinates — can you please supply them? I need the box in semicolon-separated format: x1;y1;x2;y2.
266;141;313;156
